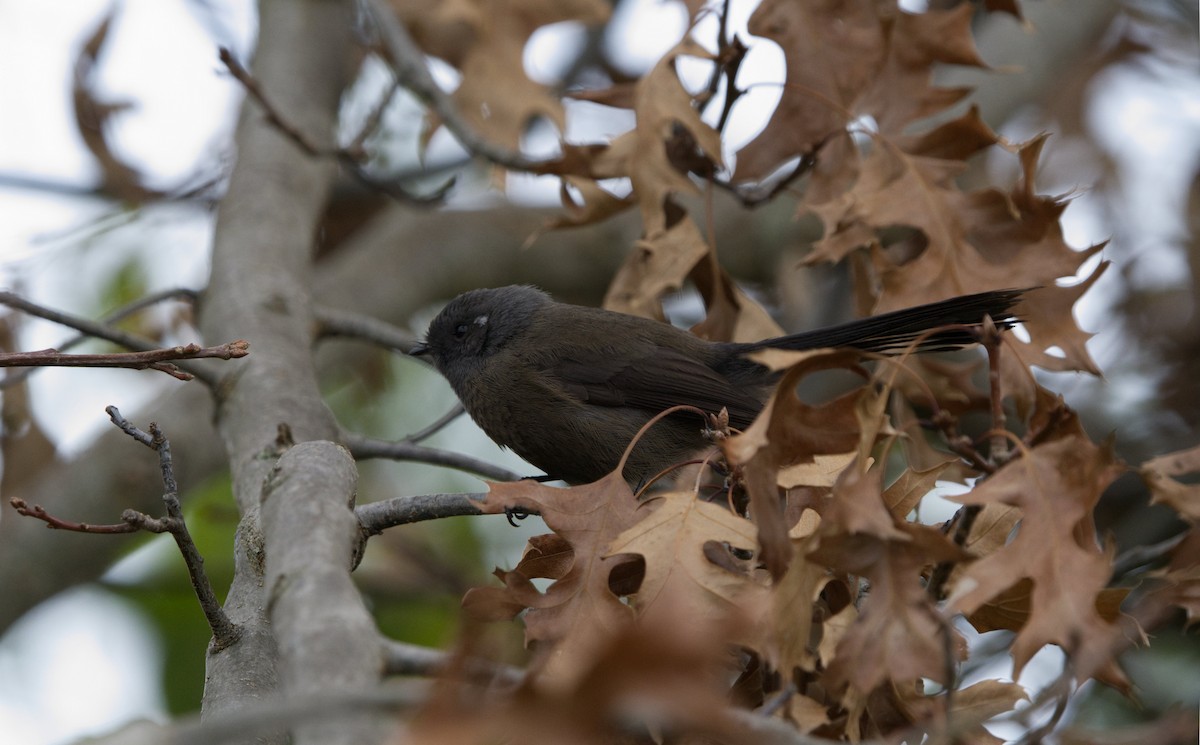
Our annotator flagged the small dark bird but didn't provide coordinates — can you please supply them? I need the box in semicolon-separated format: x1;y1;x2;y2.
412;286;1024;485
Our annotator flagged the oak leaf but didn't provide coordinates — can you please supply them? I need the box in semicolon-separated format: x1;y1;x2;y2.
945;434;1127;680
811;521;969;695
461;472;641;685
1141;443;1200;521
725;350;870;578
606;490;767;625
393;0;609;150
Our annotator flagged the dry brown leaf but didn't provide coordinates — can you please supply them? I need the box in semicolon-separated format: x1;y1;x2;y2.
1144;527;1200;627
393;0;609;150
411;603;736;745
752;530;829;677
811;521;969;695
725;350;870;578
825;459;907;541
606;490;766;622
817;601;858;676
603;215;709;321
73;11;156;203
857;4;985;133
1140;443;1200;521
689;255;787;343
784;692;832;735
892;355;990;413
945;434;1126;680
590;37;724;233
897;678;1028;745
883;462;953;520
778;452;858;489
735;3;986;182
461;472;641;685
733;0;885;182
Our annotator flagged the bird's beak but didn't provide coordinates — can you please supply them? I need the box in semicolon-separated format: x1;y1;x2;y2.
409;342;430;357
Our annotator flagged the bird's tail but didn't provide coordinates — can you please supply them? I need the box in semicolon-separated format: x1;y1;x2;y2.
741;288;1028;355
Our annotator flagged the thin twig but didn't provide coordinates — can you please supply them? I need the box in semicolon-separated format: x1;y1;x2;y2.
0;290;234;385
105;406;241;649
314;305;419;351
218;47;452;204
342;429;522;482
10;407;242;649
344;76;403;162
0;340;249;381
9;498;141;533
0;287;199;389
0;290;172;354
218;47;324;155
402;404;466;443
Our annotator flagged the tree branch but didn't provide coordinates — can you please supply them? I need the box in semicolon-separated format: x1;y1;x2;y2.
0;340;249;380
8;406;241;649
356;492;492;536
314;304;418;351
105;406;241;649
0;290;242;384
381;638;522;685
342;430;522;482
0;287;199;389
218;46;451;204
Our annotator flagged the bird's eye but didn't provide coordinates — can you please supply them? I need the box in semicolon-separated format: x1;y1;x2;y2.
453;323;468;339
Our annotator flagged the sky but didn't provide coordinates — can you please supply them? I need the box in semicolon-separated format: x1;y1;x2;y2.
1;0;1198;742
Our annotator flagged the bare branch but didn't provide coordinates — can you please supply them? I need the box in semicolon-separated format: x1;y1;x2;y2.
8;407;240;648
218;46;452;204
0;290;239;384
314;305;418;350
356;492;491;536
401;404;465;443
0;340;249;381
104;406;241;649
381;638;522;685
342;430;522;482
9;498;141;533
0;290;171;353
0;287;199;387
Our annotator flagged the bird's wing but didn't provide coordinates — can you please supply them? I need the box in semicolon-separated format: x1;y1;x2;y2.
550;346;764;428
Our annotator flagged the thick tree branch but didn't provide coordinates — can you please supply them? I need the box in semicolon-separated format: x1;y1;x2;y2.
196;1;390;741
261;442;387;743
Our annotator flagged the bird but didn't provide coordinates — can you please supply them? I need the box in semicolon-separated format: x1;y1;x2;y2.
411;285;1024;485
